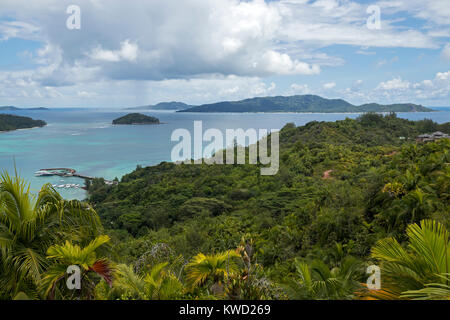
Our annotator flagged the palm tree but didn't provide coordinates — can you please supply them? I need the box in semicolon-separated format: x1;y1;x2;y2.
286;256;363;300
40;235;112;299
0;172;101;298
95;263;184;300
95;264;146;300
402;273;450;300
185;250;240;293
143;262;184;299
367;219;450;299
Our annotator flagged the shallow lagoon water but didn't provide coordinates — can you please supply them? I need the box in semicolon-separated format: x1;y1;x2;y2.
1;107;449;200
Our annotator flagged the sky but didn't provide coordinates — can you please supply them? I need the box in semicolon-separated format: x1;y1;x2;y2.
0;0;449;108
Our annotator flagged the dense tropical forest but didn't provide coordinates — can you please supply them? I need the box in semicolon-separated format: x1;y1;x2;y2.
178;95;432;113
1;113;449;300
0;114;46;132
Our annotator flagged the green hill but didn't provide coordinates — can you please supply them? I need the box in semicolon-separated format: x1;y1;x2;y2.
0;106;20;111
0;106;49;111
126;102;193;111
178;95;432;113
0;114;46;132
112;113;160;125
88;114;449;279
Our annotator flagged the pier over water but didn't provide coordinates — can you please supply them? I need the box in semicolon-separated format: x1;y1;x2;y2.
35;168;116;185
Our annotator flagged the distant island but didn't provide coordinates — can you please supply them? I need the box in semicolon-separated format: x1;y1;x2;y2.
177;95;433;113
0;114;47;132
126;102;193;111
0;106;49;111
112;113;160;125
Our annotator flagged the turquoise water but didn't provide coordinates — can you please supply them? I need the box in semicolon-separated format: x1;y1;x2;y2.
1;107;449;200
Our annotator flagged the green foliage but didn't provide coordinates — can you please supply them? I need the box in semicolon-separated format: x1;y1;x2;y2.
2;114;448;300
0;172;102;299
367;220;450;299
40;235;112;299
0;114;46;131
112;113;160;125
179;95;431;113
86;115;449;300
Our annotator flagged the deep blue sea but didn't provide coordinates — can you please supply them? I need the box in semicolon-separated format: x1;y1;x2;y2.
1;107;449;200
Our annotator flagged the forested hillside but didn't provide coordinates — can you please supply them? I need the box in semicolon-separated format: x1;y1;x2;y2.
1;113;448;300
0;114;46;131
178;95;432;113
85;113;449;299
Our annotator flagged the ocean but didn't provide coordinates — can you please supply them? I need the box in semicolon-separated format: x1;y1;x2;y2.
1;107;449;200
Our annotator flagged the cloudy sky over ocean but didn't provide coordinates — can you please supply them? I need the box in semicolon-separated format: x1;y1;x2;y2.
0;0;449;107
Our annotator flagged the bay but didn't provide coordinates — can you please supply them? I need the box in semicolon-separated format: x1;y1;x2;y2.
1;107;449;200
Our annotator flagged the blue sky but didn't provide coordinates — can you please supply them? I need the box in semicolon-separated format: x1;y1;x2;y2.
0;0;449;108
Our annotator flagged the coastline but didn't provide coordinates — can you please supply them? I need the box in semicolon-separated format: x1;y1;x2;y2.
0;124;47;134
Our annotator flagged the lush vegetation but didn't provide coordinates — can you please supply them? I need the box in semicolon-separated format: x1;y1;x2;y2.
178;95;432;113
1;113;448;300
0;114;46;132
112;113;160;125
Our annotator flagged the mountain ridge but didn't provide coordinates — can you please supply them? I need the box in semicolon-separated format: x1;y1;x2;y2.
126;102;193;111
0;106;49;111
177;95;432;113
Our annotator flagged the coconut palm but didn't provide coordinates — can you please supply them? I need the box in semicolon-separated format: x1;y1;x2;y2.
40;235;112;299
286;256;363;300
143;262;184;299
185;250;240;292
95;262;184;300
0;172;101;298
367;219;450;299
402;273;450;300
95;264;146;300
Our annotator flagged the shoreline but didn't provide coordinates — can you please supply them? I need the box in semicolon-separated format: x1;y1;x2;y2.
0;124;47;134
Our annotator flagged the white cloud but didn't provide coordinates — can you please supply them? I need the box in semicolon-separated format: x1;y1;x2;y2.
259;50;320;75
441;44;450;60
370;72;450;103
376;77;410;90
0;0;449;107
88;40;139;62
0;20;39;41
290;83;310;95
323;82;336;89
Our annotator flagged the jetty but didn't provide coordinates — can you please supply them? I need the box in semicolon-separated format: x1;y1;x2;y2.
35;168;116;186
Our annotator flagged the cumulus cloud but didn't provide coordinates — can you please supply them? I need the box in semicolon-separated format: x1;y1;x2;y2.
88;40;139;62
371;72;450;102
376;77;410;90
0;0;444;84
290;83;311;95
0;0;448;106
442;44;450;60
323;82;336;89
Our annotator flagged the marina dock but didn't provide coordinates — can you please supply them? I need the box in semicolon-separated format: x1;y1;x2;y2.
35;168;116;186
